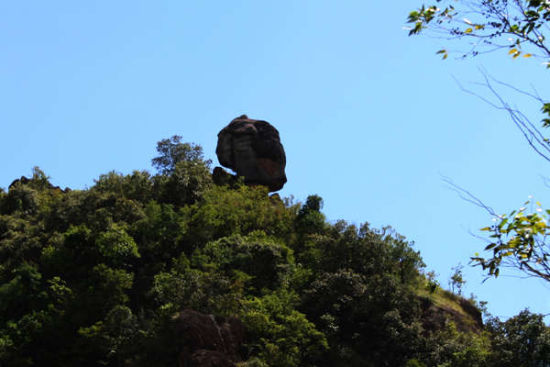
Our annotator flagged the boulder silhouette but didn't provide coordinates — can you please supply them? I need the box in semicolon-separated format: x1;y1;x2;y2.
216;115;287;192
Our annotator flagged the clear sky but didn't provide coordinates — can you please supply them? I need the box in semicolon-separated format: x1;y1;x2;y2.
2;1;550;321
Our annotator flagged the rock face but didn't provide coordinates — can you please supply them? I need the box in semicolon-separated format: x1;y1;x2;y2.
173;309;245;367
419;296;483;334
216;115;287;192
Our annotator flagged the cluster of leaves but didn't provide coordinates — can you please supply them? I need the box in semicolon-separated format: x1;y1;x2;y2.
474;199;550;281
0;137;548;366
408;0;550;62
485;310;550;366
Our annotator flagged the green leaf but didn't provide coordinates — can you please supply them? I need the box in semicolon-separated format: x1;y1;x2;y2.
485;243;497;250
408;11;420;23
436;49;448;59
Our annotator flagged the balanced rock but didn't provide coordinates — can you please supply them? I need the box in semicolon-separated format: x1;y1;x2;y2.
216;115;287;192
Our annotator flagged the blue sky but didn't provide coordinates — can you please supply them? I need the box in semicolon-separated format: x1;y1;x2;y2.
2;1;550;320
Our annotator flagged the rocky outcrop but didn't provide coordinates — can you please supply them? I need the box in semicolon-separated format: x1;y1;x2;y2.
419;296;483;334
173;309;244;367
216;115;287;192
458;298;483;329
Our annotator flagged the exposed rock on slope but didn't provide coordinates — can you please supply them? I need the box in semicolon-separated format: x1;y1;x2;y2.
173;309;244;367
419;295;483;334
215;115;287;192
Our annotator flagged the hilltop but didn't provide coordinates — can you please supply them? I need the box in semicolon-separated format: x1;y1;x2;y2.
0;138;548;367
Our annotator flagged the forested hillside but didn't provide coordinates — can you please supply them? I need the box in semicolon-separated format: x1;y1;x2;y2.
1;138;549;367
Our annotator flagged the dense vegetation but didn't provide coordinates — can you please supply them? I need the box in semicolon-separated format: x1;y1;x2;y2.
1;137;549;366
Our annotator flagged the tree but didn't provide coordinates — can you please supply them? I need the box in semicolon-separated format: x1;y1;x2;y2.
408;0;550;283
152;135;210;175
449;263;466;295
151;136;213;206
485;309;550;366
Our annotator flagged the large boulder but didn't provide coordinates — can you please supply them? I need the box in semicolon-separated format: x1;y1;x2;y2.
216;115;287;192
173;309;244;367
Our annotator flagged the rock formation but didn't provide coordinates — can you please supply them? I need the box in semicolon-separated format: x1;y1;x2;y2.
215;115;287;192
419;296;483;334
173;309;245;367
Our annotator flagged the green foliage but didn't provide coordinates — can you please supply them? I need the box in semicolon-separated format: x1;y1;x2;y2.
473;199;550;281
1;182;39;215
153;158;212;206
295;224;429;366
151;135;213;206
96;223;140;266
152;135;210;175
485;309;550;366
406;359;426;367
422;322;491;367
240;290;328;367
295;194;326;237
94;170;153;202
449;263;466;295
407;0;550;63
0;139;499;366
196;232;294;293
183;184;294;247
77;305;139;366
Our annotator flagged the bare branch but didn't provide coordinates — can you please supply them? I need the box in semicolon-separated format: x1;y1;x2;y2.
451;70;550;163
441;175;497;216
